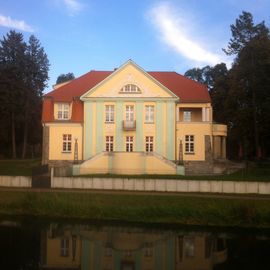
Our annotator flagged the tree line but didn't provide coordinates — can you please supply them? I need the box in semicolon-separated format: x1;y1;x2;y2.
185;11;270;159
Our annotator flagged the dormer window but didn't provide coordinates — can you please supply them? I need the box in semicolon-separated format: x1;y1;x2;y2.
120;84;141;93
57;103;69;120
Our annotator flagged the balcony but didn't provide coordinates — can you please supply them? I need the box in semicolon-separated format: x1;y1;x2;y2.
213;124;227;136
123;120;136;131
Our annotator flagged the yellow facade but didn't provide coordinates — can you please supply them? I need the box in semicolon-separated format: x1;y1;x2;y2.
44;60;227;175
42;228;81;269
48;124;83;161
41;225;228;270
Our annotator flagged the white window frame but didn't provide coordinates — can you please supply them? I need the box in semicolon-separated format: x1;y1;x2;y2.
62;134;72;153
145;136;153;152
126;136;134;152
145;105;154;123
105;136;114;152
105;105;114;123
126;105;134;121
57;103;69;120
183;111;191;122
185;135;194;154
122;84;140;93
60;238;69;257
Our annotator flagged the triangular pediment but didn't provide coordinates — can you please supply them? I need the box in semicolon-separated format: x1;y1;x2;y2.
80;60;178;100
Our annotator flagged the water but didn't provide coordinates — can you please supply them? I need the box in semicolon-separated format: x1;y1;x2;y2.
0;218;269;270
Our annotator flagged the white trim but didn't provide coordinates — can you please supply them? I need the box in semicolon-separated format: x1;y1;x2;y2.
44;123;83;127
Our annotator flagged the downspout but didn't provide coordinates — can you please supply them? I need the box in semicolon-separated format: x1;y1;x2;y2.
175;102;178;162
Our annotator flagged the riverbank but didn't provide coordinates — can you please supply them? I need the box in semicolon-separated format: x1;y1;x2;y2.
0;190;269;228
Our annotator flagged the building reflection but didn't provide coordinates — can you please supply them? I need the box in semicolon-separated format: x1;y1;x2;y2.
40;224;227;270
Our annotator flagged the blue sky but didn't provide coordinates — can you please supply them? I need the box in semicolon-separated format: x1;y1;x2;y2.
1;0;270;92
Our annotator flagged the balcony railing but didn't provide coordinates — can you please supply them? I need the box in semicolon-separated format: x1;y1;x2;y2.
123;120;136;131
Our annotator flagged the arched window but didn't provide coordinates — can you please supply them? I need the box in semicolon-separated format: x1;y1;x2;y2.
121;84;141;93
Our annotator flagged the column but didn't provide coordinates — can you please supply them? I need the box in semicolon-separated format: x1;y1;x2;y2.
136;101;143;151
222;136;226;158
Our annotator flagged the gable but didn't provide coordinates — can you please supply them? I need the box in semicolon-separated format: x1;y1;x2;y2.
81;60;179;100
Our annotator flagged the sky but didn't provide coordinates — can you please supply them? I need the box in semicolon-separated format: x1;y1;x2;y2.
1;0;270;92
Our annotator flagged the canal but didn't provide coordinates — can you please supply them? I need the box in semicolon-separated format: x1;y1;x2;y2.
0;217;269;269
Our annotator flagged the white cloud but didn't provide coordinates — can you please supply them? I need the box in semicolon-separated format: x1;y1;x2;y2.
148;2;226;66
62;0;84;16
0;14;34;32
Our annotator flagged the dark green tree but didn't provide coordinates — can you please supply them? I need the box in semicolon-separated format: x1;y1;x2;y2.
0;31;27;158
56;72;75;84
185;63;230;127
185;11;270;159
184;68;205;84
0;30;49;158
21;35;49;158
224;11;270;158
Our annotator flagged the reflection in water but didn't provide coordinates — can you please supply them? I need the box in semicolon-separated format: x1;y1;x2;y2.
0;220;270;270
40;223;227;270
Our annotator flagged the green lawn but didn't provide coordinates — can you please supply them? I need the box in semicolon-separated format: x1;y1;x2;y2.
0;190;269;228
0;159;41;176
0;159;269;181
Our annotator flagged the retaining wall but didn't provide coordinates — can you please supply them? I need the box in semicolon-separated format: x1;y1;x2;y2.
0;176;31;188
0;175;269;195
52;177;270;195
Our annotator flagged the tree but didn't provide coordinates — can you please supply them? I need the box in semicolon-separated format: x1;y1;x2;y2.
224;11;270;158
21;35;49;158
185;63;230;124
223;11;269;56
0;30;49;158
0;31;27;158
185;12;270;159
56;72;75;84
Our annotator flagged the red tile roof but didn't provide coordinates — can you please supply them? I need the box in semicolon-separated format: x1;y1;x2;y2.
45;70;210;103
149;72;210;103
45;71;112;102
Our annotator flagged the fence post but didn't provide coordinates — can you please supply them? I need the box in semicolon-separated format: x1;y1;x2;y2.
51;167;54;187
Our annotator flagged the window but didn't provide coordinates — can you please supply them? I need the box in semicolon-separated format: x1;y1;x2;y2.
106;136;114;152
145;136;153;152
121;84;140;93
185;135;194;154
178;236;183;261
60;238;69;257
105;105;114;123
144;243;153;257
184;237;195;258
126;136;133;152
205;237;212;259
63;134;72;153
183;111;191;122
57;103;69;120
145;105;154;123
126;105;134;121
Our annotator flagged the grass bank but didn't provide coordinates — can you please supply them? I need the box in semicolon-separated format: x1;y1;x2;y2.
0;159;269;181
0;190;269;228
0;159;40;176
